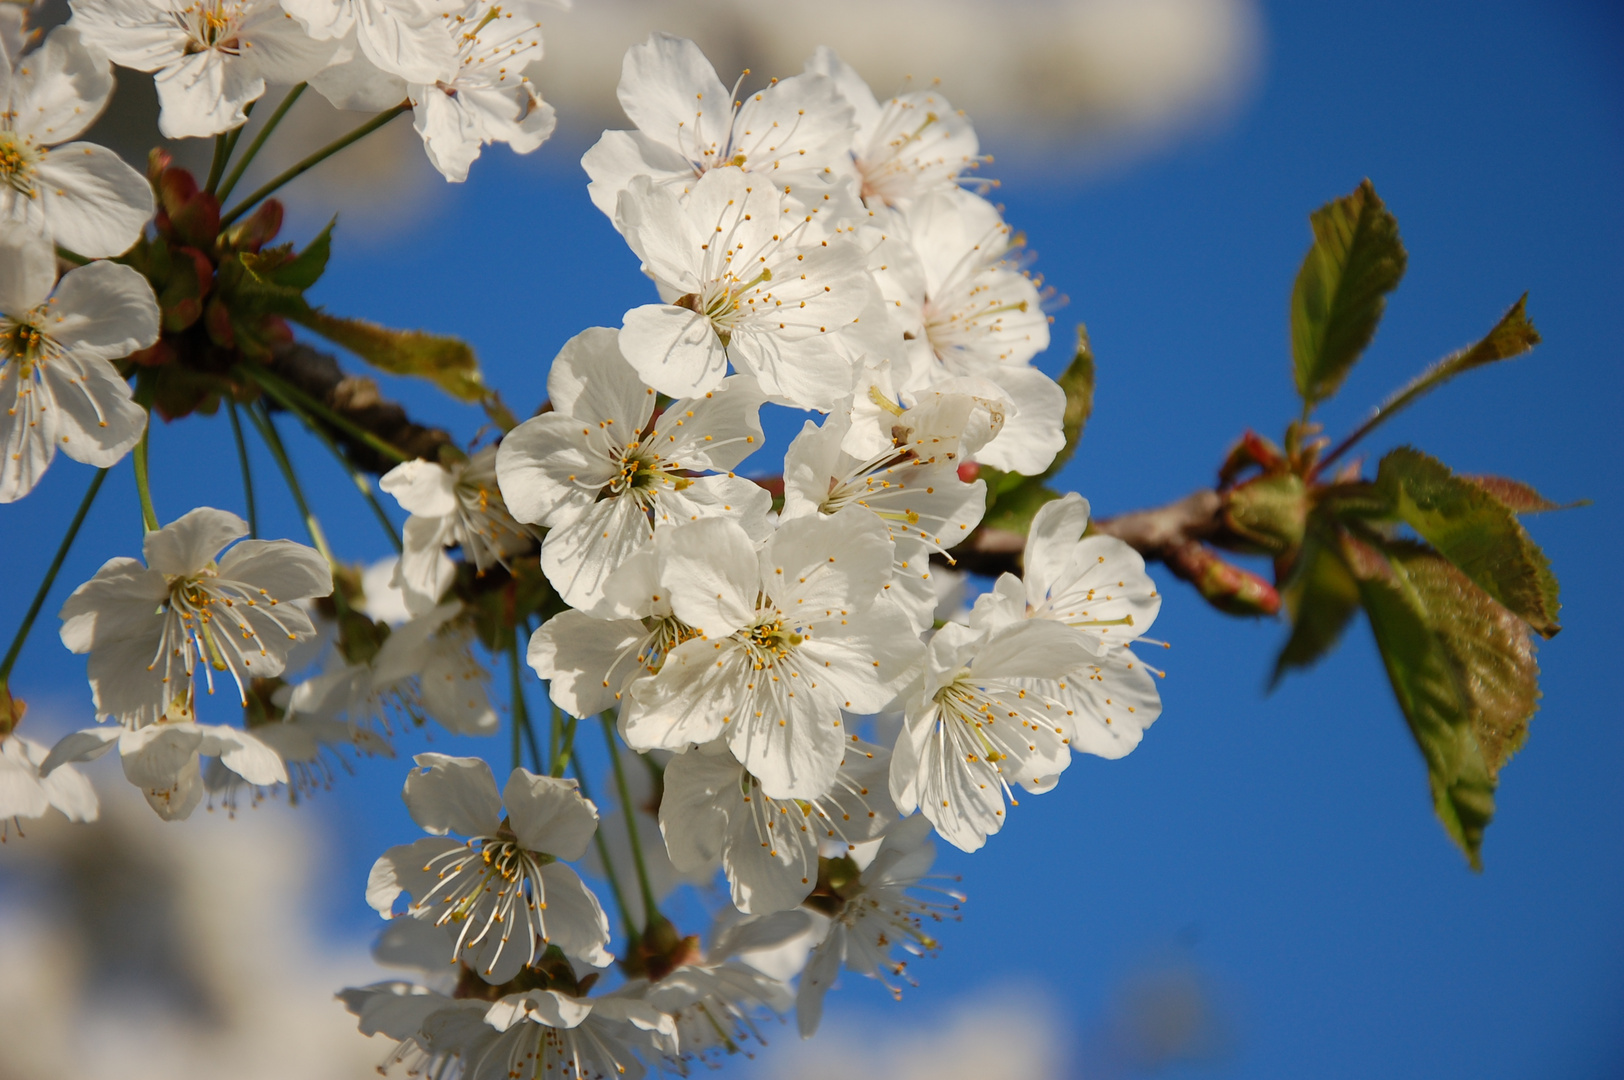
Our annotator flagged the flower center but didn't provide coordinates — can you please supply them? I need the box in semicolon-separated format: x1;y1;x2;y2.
0;132;42;196
182;0;244;54
674;270;771;347
743;615;803;666
1;316;51;374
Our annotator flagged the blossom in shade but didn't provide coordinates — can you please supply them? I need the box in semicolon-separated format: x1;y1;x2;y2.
969;493;1164;759
1;27;155;256
69;0;338;139
614;167;883;409
380;445;536;615
58;507;332;728
795;816;961;1037
0;229;155;502
581;32;854;217
805;47;983;210
495;326;770;613
367;753;613;982
621;513;922;800
888;617;1098;853
407;0;556;182
0;731;98;833
39;711;287;819
659;736;895;914
278;0;454;85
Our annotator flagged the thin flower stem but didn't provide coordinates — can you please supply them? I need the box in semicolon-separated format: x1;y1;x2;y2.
257;375;403;552
205;132;232;194
247;403;347;617
521;700;545;774
508;638;528;776
227;401;259;538
603;715;660;929
242;364;411;465
0;469;106;686
220;102;409;228
569;761;638;943
549;698;562;777
216;101;254;181
216;85;302;204
133;422;159;532
551;713;577;779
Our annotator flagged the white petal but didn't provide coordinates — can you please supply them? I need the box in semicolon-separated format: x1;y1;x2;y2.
495;412;616;528
367;835;460;915
527;611;648;720
154;50;261;138
194;723;288;785
503;770;598;860
614;33;728;164
618;304;728;400
0;229;57;313
403;752;502;837
657;744;732;873
1024;493;1090;605
660;517;758;638
534;862;613;967
31;143;154;258
380;458;459;516
142;506;248;576
10;27;113;144
540;495;652;613
972;365;1066;475
37;725;119;776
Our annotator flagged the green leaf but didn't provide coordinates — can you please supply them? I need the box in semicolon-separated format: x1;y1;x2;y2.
293;310;486;402
1388;543;1538;777
1037;324;1096;480
1290;179;1408;408
1464;475;1581;515
1338;532;1496;868
1375;447;1561;637
1271;526;1361;684
978;481;1062;535
240;217;334;291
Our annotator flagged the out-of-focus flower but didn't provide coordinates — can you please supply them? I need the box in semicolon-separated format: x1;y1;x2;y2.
380;445;536;614
0;229;155;502
795;816;961;1037
0;730;98;832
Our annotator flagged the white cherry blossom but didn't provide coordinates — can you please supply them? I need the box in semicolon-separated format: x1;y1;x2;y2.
0;730;98;831
58;506;333;728
39;710;287;818
406;0;555;182
795;815;961;1037
286;600;498;736
659;736;895;915
475;989;676;1080
380;445;536;614
896;187;1064;474
0;229;155;502
278;0;454;85
494;326;770;613
888;617;1099;853
582;32;854;218
70;0;338;139
621;513;922;800
0;26;154;256
805;47;983;210
615;167;884;408
968;493;1164;760
367;753;612;982
781;382;996;630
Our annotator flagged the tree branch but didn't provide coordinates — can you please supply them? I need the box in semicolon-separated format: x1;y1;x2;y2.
264;343;452;472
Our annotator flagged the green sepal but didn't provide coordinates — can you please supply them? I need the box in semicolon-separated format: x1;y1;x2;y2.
293;309;487;402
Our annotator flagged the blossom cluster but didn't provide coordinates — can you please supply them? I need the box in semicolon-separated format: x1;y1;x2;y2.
0;13;1167;1076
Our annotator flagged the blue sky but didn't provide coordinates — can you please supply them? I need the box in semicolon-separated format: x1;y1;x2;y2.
5;1;1621;1077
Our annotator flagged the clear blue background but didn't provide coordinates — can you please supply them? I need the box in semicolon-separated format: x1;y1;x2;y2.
5;0;1621;1076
